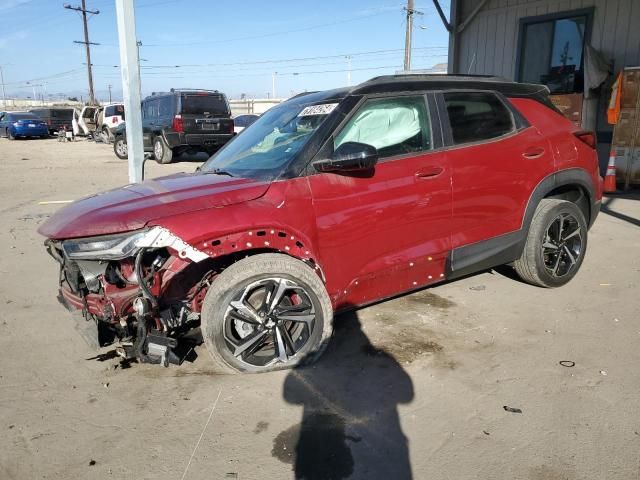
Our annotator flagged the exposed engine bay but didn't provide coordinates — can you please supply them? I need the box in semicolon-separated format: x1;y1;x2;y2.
45;227;215;366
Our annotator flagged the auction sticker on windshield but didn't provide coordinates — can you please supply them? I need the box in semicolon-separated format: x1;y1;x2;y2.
298;103;338;116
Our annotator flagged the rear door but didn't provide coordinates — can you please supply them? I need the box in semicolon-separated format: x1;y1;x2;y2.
441;91;554;249
142;98;159;148
309;94;452;307
180;93;233;135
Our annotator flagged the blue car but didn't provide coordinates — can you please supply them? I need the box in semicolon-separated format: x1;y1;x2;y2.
0;111;49;139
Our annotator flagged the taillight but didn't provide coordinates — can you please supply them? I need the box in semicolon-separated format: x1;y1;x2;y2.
172;114;184;133
112;116;117;124
574;131;596;149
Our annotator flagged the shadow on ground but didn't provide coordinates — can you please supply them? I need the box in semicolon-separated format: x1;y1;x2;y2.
273;309;414;480
601;192;640;227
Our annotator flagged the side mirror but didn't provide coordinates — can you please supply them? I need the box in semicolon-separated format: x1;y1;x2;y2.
313;141;379;173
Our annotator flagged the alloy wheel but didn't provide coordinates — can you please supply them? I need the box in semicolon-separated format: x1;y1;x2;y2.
154;139;163;159
541;213;583;277
115;140;128;157
222;277;317;368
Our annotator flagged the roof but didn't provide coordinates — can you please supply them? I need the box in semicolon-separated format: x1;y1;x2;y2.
352;74;550;98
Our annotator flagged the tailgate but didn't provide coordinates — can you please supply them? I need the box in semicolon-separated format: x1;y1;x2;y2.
183;116;234;135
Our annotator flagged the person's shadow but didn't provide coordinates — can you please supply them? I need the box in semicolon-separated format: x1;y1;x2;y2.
274;308;414;479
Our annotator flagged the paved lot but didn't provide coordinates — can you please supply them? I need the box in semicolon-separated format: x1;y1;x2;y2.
0;137;639;480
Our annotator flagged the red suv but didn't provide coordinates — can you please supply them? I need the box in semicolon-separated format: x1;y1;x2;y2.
39;75;602;373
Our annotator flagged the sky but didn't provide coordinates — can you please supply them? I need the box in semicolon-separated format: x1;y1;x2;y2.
0;0;451;102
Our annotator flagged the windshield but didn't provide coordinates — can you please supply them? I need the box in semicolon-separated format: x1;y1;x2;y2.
200;100;337;180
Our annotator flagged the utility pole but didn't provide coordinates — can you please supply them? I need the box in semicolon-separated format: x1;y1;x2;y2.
345;55;352;86
0;65;6;107
108;84;112;103
403;0;423;71
64;1;100;105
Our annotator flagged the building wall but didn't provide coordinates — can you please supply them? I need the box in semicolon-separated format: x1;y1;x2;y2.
453;0;640;79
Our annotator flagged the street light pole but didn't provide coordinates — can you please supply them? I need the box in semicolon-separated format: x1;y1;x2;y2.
272;72;277;99
0;66;6;107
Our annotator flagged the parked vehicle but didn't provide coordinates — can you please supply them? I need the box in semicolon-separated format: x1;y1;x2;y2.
38;74;602;373
141;89;234;164
113;122;127;159
28;108;74;134
233;114;259;134
98;103;125;143
72;105;99;137
0;111;49;139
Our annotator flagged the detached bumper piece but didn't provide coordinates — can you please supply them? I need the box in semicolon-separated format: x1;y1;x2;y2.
117;332;181;367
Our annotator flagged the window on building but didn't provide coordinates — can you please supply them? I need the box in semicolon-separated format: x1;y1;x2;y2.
335;96;432;160
518;12;589;94
444;92;514;144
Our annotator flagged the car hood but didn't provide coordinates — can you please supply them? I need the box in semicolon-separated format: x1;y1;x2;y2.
38;172;271;239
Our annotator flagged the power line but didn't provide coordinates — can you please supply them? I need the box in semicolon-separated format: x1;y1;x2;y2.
64;1;100;104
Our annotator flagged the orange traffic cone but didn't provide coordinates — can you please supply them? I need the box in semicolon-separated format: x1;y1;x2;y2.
603;150;617;193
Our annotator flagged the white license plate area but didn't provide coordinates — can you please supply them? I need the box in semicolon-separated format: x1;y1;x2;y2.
28;124;36;128
201;123;219;131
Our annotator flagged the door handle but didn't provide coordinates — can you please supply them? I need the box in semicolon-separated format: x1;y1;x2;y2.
415;166;444;179
522;147;545;160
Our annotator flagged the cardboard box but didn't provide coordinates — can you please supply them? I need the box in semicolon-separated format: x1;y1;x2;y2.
549;93;583;127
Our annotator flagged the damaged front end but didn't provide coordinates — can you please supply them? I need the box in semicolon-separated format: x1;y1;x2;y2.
45;227;213;366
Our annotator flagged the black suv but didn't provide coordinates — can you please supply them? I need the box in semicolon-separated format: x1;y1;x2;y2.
142;89;234;164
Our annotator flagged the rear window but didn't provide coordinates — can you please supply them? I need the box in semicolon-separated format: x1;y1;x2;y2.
181;94;229;115
11;113;37;120
51;109;73;119
444;92;514;144
105;105;125;118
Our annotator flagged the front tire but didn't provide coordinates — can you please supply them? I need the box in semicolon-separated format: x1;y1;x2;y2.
514;199;587;288
201;254;333;374
100;126;112;144
7;129;16;140
153;136;173;164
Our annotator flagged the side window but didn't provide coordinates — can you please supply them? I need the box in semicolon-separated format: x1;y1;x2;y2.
334;96;431;160
444;92;514;144
105;106;115;117
144;99;159;119
158;96;173;117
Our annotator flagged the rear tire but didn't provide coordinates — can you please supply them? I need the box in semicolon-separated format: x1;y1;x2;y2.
514;199;587;288
113;137;128;159
200;253;333;374
153;136;173;164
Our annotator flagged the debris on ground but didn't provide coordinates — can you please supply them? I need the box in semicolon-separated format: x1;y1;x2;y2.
469;285;486;291
600;370;608;376
559;361;575;367
503;406;523;414
89;460;96;466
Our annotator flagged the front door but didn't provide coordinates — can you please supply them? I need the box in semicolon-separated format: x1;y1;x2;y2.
308;94;452;308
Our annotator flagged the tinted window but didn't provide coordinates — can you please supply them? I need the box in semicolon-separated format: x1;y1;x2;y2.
11;113;37;120
181;94;229;115
444;92;514;144
144;99;159;118
105;105;124;118
158;96;173;117
51;109;73;119
335;96;431;160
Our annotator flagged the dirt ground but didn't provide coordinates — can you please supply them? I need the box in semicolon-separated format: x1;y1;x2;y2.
0;137;639;480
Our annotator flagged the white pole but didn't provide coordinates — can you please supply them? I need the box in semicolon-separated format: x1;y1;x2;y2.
115;0;144;184
346;56;352;86
272;72;277;99
0;66;6;107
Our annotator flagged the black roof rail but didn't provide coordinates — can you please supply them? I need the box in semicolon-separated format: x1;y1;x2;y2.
169;88;220;93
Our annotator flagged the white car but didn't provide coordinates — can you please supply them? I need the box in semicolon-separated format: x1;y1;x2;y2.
98;103;125;142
